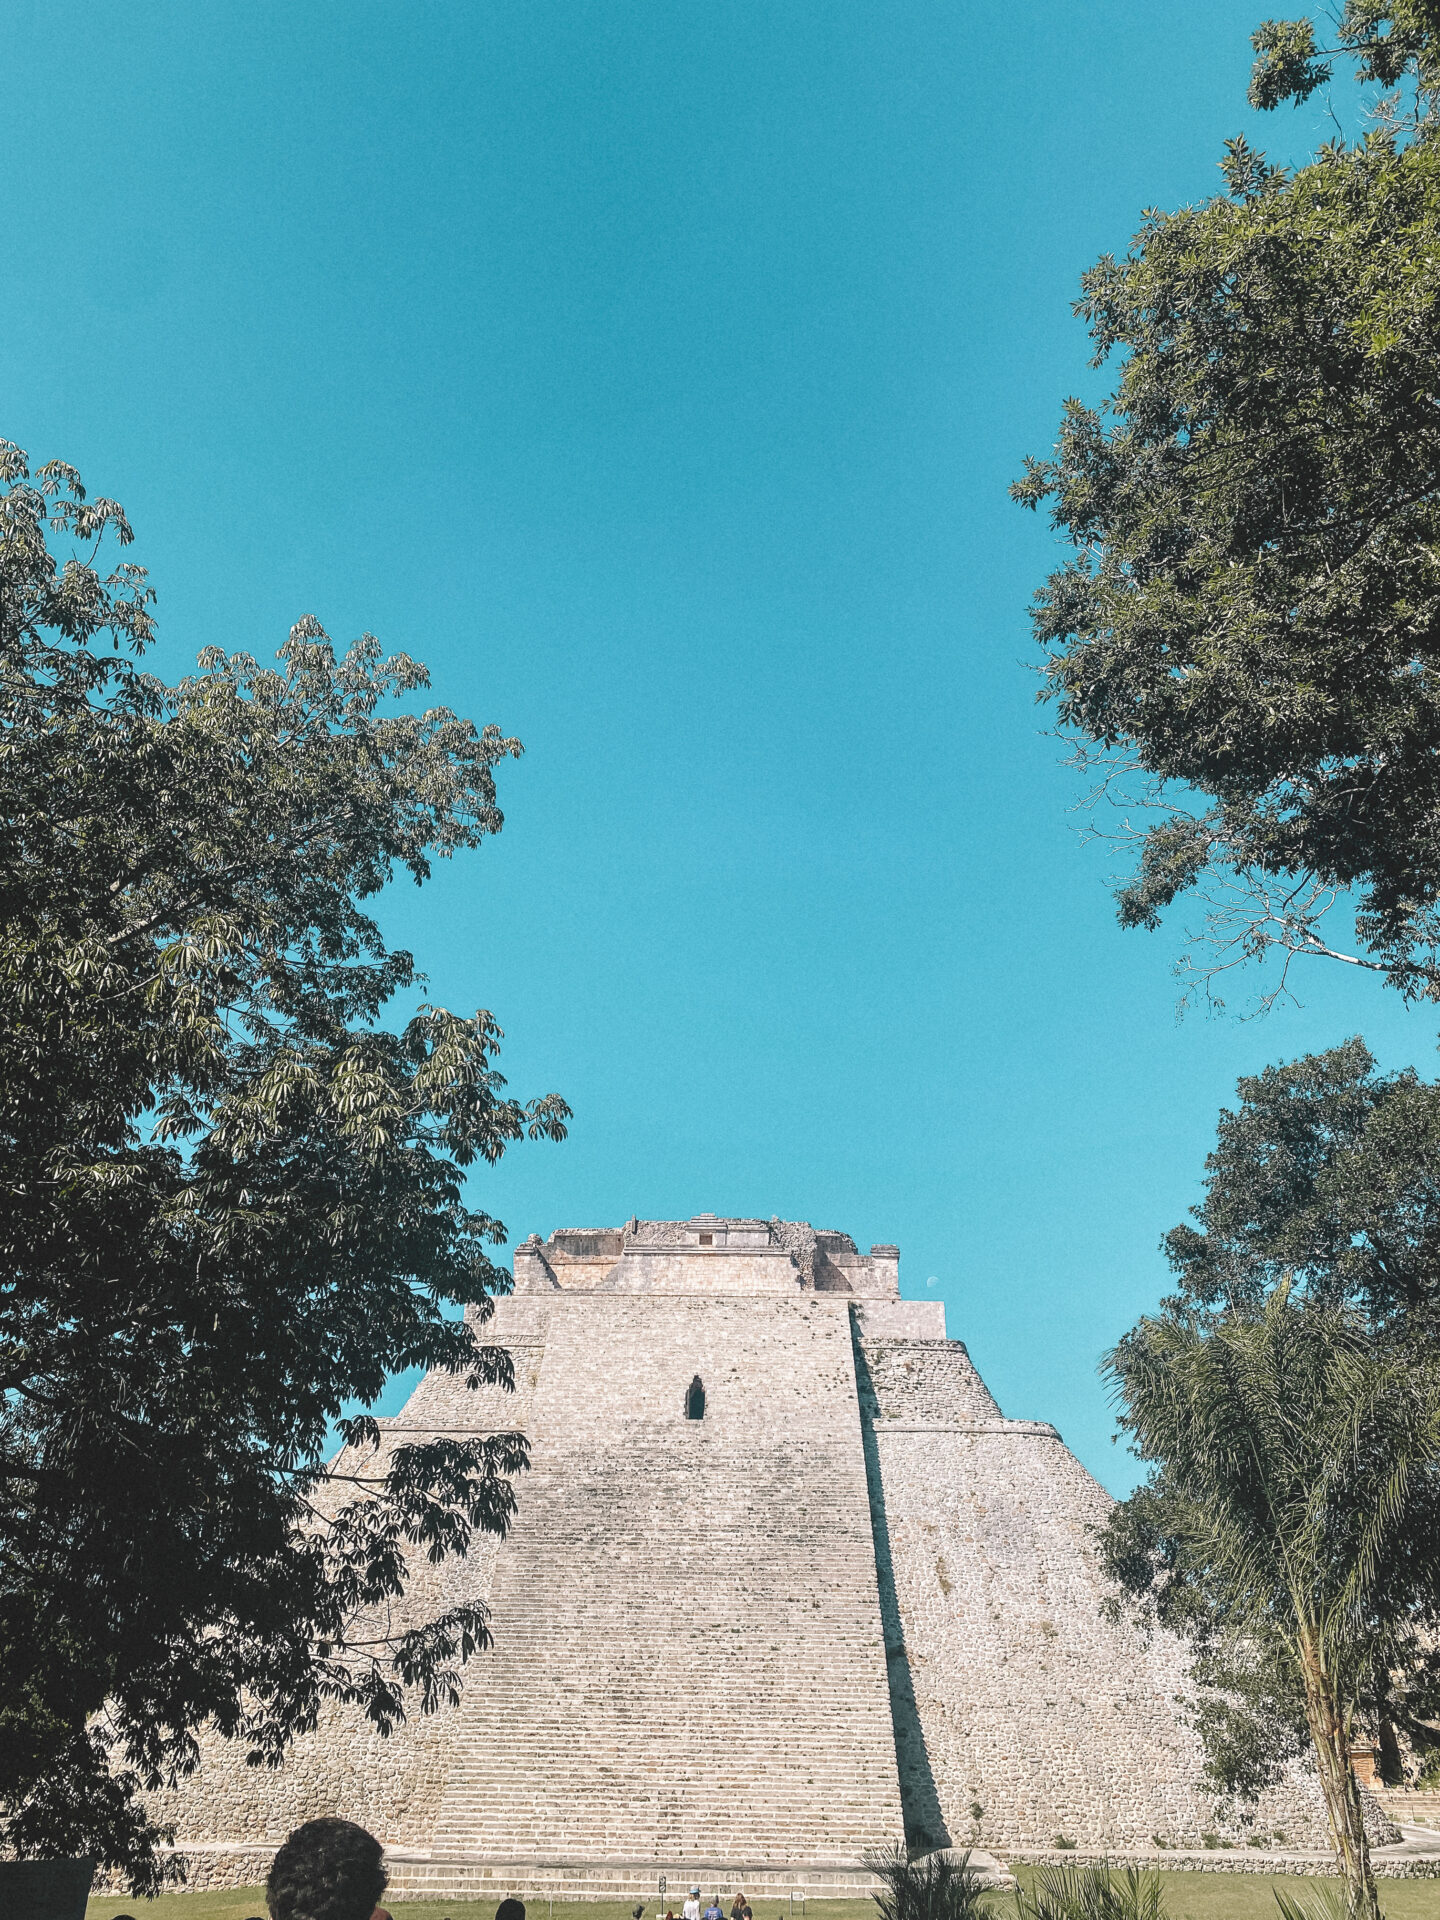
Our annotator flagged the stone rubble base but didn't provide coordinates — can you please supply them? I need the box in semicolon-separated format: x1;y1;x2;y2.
100;1847;1014;1900
999;1847;1440;1880
93;1842;1440;1899
94;1847;975;1901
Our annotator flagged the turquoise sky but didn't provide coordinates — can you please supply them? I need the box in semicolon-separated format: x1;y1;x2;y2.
6;3;1430;1492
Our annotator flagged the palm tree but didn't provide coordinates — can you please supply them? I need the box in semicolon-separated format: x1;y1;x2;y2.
1104;1289;1440;1920
864;1845;990;1920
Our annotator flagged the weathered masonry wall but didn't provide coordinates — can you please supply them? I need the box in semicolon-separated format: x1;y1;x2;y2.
850;1308;1385;1853
151;1223;906;1870
431;1290;904;1862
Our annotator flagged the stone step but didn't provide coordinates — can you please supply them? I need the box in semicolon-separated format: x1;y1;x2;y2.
383;1852;1013;1901
427;1299;903;1863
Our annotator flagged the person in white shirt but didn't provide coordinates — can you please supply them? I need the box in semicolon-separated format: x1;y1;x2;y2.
683;1888;702;1920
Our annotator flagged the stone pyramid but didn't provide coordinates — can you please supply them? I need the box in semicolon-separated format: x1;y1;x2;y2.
146;1216;1364;1898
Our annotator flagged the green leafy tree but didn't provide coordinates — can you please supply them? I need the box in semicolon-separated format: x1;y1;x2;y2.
1101;1048;1440;1915
1015;12;1440;1910
1103;1295;1440;1917
1163;1037;1440;1330
0;445;569;1889
1248;3;1440;115
1013;7;1440;1009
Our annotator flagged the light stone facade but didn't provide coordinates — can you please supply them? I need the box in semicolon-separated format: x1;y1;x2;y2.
145;1216;1395;1893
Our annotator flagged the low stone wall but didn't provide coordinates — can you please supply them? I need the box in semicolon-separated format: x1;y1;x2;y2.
91;1847;995;1902
998;1847;1440;1880
91;1846;274;1895
92;1841;1440;1899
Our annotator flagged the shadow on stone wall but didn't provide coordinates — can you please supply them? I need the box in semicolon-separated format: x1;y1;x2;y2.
850;1320;952;1854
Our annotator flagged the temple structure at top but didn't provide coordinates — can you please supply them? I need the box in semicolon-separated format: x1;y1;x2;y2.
511;1215;905;1298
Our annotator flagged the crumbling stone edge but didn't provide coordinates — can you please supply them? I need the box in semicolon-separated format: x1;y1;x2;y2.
998;1847;1440;1880
92;1843;1440;1897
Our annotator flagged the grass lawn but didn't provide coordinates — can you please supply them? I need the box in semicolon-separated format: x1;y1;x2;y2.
84;1877;1440;1920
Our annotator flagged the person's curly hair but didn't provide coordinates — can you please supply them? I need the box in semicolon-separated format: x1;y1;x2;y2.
265;1817;388;1920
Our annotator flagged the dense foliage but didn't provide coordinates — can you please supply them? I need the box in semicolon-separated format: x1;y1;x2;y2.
1014;7;1440;1915
864;1844;988;1920
1162;1037;1440;1329
1012;1859;1169;1920
1101;1290;1440;1918
1014;7;1440;1006
1100;1045;1440;1917
0;446;568;1888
